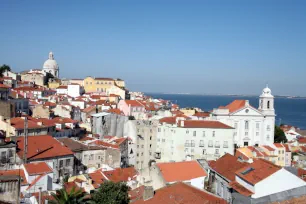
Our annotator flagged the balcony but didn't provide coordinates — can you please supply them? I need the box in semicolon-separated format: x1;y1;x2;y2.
185;143;190;147
214;144;220;148
191;143;195;147
199;144;205;147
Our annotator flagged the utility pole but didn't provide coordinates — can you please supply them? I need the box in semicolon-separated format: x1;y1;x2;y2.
23;117;28;164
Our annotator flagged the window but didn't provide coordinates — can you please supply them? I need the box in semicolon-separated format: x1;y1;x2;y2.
66;159;71;166
191;140;195;147
282;150;284;154
234;123;238;129
234;132;237;136
199;140;204;147
267;101;270;109
141;153;143;156
223;141;228;148
191;149;194;153
256;132;259;136
267;135;270;140
215;149;219;154
267;125;271;131
157;138;160;142
186;130;189;134
208;140;213;147
215;141;220;148
162;139;165;142
202;131;205;137
150;129;152;133
212;131;215;137
59;160;63;168
185;148;188;153
137;145;139;148
97;88;99;91
245;121;249;130
256;123;260;130
193;131;196;136
158;128;161;132
150;136;152;140
244;142;248;146
185;140;190;147
137;153;139;157
203;149;206;155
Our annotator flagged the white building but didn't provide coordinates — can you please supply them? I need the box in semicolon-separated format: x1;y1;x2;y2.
156;117;235;162
68;84;81;98
43;51;59;78
211;86;275;147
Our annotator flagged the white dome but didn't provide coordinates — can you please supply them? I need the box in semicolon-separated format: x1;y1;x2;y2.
261;85;273;97
43;52;58;70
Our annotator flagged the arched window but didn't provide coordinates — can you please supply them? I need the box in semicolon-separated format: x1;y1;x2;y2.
267;101;270;109
245;121;249;130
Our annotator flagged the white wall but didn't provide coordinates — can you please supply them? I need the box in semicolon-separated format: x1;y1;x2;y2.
68;84;80;97
156;124;234;162
252;168;306;199
190;176;206;189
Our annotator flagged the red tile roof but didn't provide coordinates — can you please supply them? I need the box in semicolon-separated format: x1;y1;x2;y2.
0;84;10;88
129;185;145;201
16;135;74;161
224;100;246;113
133;182;227;204
102;167;138;183
23;162;53;176
283;144;291;152
157;161;207;183
82;105;96;113
229;181;254;196
178;120;234;129
262;145;275;151
235;158;281;185
193;112;210;117
298;137;306;144
159;115;189;125
209;153;248;181
0;169;28;185
89;170;107;188
88;140;119;149
274;143;285;148
124;100;144;107
64;181;85;193
107;108;124;115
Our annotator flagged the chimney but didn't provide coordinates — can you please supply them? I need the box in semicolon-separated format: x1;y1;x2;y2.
143;186;154;201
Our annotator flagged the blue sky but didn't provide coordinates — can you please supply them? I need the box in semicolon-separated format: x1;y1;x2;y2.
0;0;305;95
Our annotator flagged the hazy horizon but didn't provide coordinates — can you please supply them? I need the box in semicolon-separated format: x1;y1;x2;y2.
1;0;305;96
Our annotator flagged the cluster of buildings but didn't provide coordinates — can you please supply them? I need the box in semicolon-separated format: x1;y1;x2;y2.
0;52;306;203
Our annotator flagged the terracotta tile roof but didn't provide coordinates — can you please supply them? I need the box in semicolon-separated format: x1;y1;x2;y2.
133;182;227;204
171;110;184;115
283;144;291;152
102;167;138;183
52;117;77;124
299;146;306;153
88;140;119;149
209;153;248;181
129;185;145;201
64;181;85;193
0;169;28;185
82;105;96;113
193;112;210;117
107;108;123;115
95;77;114;81
124;100;144;107
79;136;95;141
43;101;56;107
0;84;10;88
159;115;189;125
262;145;275;151
23;162;53;176
235;158;281;185
89;170;107;188
229;181;254;196
223;100;246;113
157;161;207;183
298;137;306;144
112;137;128;146
57;85;68;89
16;135;74;161
178;120;234;129
274;143;285;148
297;168;306;181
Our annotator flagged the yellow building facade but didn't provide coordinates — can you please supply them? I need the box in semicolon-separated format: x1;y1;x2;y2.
83;77;125;93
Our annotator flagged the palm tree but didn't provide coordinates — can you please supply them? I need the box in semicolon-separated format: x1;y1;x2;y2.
49;186;87;204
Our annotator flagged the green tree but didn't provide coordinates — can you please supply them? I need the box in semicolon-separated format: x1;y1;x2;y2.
0;64;11;77
90;181;130;204
49;186;87;204
274;125;288;143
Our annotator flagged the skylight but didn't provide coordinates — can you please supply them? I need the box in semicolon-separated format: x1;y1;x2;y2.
241;167;255;175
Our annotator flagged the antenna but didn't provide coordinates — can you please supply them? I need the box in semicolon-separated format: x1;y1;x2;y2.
23;117;28;164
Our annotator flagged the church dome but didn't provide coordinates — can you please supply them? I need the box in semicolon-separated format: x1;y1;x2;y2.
43;52;58;70
261;85;273;97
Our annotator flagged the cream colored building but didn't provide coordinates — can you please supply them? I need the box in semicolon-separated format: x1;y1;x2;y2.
21;70;45;86
83;77;125;93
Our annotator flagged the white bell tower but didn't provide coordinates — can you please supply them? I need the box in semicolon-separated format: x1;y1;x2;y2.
258;85;275;116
